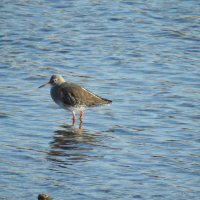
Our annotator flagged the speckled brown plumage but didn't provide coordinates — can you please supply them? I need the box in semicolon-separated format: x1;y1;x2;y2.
59;82;111;107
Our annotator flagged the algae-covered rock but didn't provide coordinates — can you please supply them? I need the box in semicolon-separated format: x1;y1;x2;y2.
38;194;53;200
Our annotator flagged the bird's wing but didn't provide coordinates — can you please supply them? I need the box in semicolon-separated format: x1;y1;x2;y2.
59;83;109;107
80;87;108;106
59;85;79;106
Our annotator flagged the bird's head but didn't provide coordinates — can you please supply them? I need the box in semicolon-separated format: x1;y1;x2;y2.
38;74;65;88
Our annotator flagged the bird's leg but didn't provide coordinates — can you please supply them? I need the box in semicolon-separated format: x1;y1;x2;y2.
72;111;76;125
79;121;83;129
80;111;84;122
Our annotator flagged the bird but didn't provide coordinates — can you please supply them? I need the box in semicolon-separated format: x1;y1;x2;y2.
39;74;112;126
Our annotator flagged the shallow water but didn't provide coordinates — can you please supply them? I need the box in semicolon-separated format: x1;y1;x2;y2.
0;0;200;199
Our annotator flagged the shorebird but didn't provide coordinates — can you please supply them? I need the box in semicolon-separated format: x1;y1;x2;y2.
39;75;112;126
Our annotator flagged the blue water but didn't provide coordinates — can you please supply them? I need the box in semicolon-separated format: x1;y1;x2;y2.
1;0;200;199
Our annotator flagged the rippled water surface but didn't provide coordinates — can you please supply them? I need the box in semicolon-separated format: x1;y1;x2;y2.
1;0;200;199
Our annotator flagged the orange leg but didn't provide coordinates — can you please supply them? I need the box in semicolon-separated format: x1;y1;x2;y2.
79;121;83;129
72;111;76;125
80;111;84;122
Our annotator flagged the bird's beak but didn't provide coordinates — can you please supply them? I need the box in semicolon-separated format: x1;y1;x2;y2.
38;82;50;88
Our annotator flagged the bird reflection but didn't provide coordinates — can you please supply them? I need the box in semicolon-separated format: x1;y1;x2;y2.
72;120;83;129
48;124;103;165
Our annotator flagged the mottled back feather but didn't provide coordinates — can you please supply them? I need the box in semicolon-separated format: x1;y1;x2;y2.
58;82;111;107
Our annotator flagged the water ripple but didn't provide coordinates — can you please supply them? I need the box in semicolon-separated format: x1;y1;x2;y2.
0;0;200;199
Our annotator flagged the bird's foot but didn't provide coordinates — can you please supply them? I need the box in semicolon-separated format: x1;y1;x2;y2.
79;111;84;122
72;111;76;125
79;121;83;129
79;111;84;129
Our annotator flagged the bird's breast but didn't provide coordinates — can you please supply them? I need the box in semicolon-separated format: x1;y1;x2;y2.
50;86;82;112
50;86;64;107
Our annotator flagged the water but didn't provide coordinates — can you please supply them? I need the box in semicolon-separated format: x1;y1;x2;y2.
0;0;200;199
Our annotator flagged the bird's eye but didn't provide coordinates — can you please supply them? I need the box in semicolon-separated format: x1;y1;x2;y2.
53;79;57;82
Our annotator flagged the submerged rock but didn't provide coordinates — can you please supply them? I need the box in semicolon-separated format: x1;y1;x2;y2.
38;194;53;200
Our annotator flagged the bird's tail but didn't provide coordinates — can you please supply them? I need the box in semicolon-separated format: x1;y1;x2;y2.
101;98;112;104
